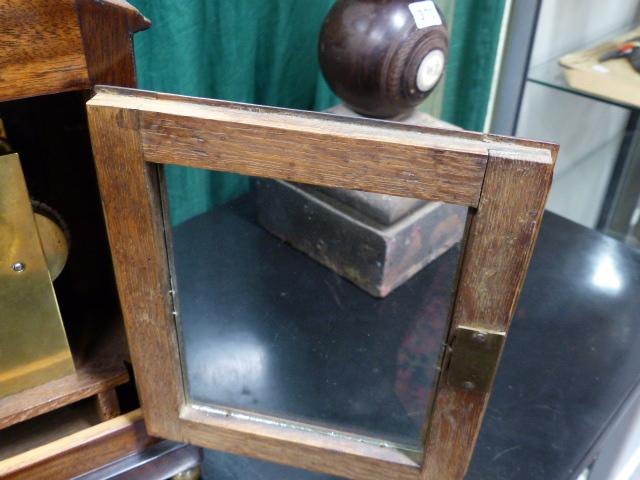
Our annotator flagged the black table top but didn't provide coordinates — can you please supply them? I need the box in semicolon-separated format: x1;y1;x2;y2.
468;212;640;480
172;198;640;480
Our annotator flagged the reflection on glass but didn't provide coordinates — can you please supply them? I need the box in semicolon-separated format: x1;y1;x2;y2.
166;169;465;450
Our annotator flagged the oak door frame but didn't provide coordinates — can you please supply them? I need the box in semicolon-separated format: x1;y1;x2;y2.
87;86;556;480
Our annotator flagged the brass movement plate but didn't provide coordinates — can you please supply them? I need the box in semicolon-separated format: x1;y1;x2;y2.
0;153;75;398
447;326;505;394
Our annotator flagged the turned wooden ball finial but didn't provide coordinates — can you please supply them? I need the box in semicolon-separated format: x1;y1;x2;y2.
319;0;448;119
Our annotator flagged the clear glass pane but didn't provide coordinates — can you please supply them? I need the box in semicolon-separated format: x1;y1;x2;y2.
166;169;465;451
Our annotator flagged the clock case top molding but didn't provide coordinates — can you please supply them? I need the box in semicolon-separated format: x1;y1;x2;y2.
0;0;150;103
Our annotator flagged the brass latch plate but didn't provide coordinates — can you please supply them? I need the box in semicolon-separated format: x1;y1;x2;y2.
446;326;505;394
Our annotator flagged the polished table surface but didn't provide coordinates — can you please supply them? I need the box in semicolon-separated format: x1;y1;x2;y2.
467;212;640;480
172;198;640;480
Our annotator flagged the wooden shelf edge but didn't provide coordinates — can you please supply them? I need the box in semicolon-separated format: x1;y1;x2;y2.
0;358;129;430
0;409;159;480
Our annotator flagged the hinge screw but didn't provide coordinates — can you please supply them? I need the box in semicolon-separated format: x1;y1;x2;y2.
472;332;486;342
462;381;475;390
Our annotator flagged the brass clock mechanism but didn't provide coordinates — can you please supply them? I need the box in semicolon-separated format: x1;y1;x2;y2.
0;137;75;399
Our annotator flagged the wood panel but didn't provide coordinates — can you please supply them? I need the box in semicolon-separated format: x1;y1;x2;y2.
451;149;555;333
0;0;89;102
0;409;158;480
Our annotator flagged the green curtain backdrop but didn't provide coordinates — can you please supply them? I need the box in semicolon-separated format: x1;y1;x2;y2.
129;0;505;224
129;0;339;224
442;1;508;131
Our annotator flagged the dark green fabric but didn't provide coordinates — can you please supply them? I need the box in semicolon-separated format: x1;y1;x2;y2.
129;0;338;224
442;1;507;131
129;0;505;223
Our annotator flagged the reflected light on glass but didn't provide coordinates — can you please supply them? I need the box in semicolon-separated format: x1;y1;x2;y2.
190;332;269;401
216;340;267;384
592;254;622;294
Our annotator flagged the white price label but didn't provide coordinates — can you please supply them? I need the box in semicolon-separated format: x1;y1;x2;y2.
408;1;442;29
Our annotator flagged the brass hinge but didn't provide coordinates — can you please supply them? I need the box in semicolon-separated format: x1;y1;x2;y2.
446;326;505;394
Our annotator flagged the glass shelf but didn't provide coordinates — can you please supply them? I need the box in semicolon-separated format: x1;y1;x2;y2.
528;57;639;111
527;25;640;111
525;25;640;249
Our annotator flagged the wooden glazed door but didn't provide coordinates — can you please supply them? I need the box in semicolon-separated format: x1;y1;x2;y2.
86;86;556;480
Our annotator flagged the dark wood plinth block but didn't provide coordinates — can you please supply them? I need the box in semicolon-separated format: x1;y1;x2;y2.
258;179;466;297
257;105;466;297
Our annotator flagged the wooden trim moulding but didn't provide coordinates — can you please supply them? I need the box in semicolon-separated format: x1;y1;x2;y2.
0;0;150;103
0;409;158;480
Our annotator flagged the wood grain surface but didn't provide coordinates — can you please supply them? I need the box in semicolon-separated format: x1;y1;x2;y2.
94;389;122;422
0;0;150;103
87;103;185;442
0;0;90;102
0;358;128;430
77;0;150;88
89;87;553;207
420;148;556;480
0;409;157;480
181;407;420;480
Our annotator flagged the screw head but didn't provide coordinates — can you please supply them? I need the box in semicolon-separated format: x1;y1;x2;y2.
472;332;486;342
462;381;475;390
12;262;26;273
